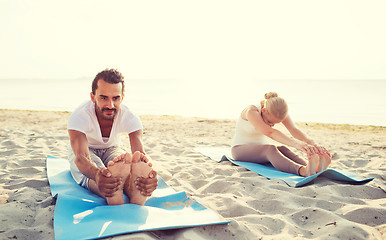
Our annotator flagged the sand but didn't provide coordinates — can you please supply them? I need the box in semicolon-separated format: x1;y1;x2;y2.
0;109;385;240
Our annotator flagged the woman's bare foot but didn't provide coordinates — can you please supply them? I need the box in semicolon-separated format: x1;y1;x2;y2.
316;150;331;173
105;153;132;205
299;153;319;177
127;151;153;205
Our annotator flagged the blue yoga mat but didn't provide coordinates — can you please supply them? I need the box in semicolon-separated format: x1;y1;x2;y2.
195;147;374;187
46;155;230;240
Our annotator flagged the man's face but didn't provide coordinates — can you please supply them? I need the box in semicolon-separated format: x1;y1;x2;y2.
91;79;124;120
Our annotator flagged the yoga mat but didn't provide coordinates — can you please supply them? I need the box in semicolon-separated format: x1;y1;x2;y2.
195;147;374;187
46;155;230;240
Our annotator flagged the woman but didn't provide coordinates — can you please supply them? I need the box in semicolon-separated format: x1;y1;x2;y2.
231;92;331;177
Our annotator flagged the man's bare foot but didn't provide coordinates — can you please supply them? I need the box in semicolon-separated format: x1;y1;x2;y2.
127;151;153;205
299;153;319;177
317;152;331;173
105;153;132;205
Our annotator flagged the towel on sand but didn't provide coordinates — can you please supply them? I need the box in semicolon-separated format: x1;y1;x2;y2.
195;147;374;187
46;155;229;240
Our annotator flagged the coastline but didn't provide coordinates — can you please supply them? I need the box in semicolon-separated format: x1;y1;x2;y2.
0;109;385;239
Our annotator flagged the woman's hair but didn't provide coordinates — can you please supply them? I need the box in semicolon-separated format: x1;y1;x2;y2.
264;92;288;120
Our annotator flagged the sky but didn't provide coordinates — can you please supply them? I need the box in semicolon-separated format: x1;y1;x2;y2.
1;0;386;82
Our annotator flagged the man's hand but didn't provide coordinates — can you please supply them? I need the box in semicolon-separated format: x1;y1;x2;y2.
95;167;121;198
135;170;158;196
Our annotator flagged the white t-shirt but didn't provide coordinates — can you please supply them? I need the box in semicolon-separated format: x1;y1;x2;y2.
231;104;267;147
68;100;143;149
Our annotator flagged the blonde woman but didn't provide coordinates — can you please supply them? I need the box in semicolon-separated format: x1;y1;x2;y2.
231;92;331;177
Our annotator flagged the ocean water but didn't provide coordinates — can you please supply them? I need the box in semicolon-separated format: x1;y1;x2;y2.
0;78;385;126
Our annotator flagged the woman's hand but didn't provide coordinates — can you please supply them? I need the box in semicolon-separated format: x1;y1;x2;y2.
296;143;318;156
303;145;331;157
316;146;331;157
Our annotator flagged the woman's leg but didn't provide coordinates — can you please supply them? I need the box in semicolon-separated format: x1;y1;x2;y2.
277;146;307;166
231;144;304;175
300;153;319;177
232;144;318;176
316;147;332;173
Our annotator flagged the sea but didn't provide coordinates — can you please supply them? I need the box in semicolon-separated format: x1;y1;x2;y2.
0;78;385;126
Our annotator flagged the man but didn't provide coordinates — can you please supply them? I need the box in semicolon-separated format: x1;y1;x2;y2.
68;68;158;205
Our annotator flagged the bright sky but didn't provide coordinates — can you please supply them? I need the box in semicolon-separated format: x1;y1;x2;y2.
1;0;386;81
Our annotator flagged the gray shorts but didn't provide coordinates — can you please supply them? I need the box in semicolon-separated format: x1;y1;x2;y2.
68;145;126;189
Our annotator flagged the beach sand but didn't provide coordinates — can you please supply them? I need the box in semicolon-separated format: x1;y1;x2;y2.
0;109;385;240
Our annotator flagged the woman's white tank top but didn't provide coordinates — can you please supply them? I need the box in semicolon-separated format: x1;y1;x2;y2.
231;103;267;147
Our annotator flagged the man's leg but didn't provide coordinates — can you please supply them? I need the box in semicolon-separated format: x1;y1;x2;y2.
68;147;106;190
105;153;132;205
124;152;153;205
95;147;154;205
69;146;131;202
95;146;131;205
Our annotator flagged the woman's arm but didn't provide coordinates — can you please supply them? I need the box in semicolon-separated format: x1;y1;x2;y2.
242;106;305;150
281;115;316;145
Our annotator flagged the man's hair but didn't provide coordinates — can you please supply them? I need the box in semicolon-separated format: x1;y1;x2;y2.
92;68;125;94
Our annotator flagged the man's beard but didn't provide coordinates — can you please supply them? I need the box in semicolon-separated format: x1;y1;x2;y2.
96;105;117;120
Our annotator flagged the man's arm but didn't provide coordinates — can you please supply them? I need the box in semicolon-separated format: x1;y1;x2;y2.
68;130;121;197
129;129;145;155
129;130;158;196
68;130;100;179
